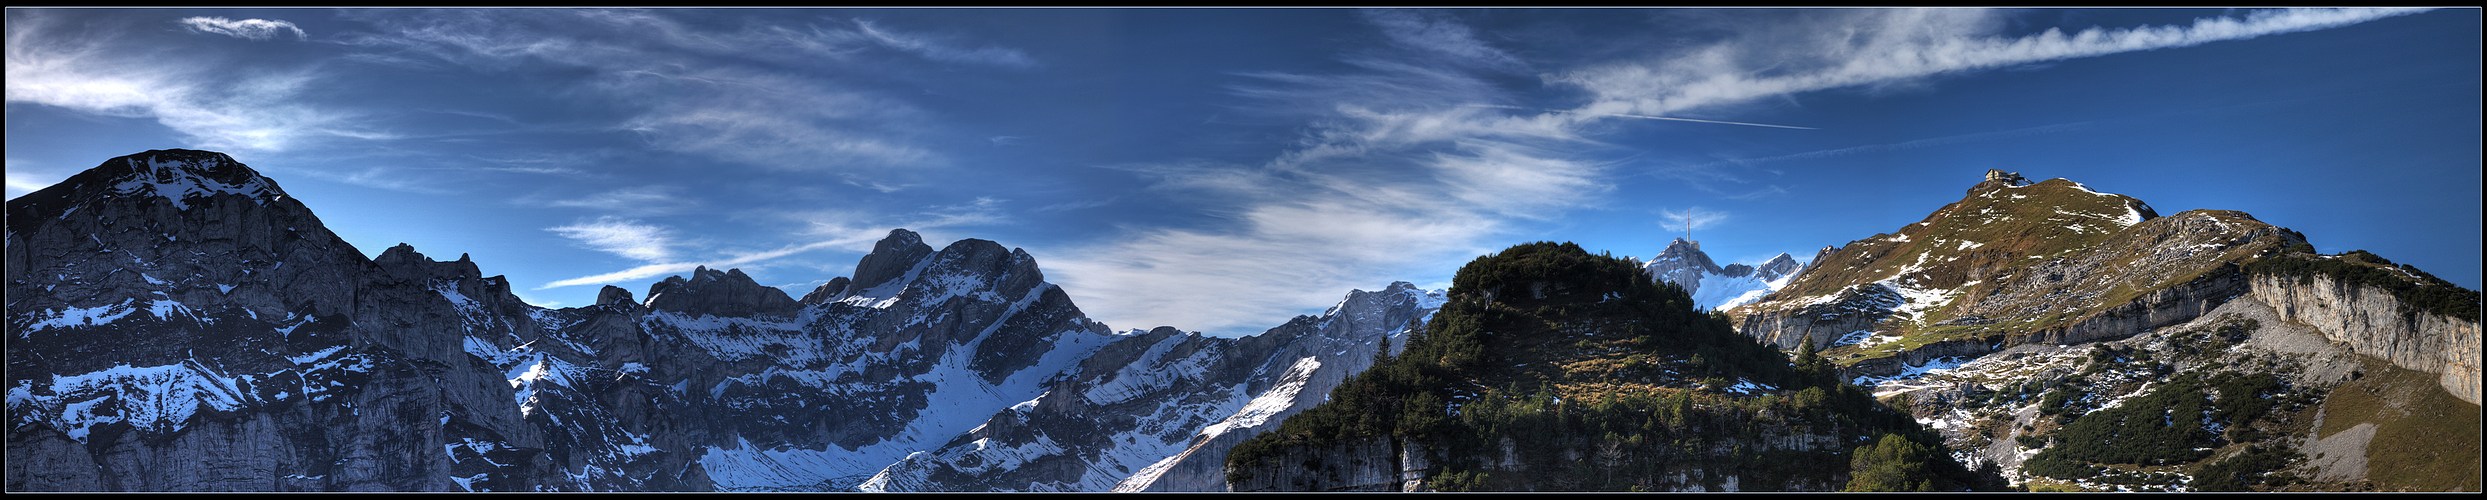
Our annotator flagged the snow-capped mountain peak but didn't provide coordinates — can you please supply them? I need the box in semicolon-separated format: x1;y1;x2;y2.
1643;238;1807;311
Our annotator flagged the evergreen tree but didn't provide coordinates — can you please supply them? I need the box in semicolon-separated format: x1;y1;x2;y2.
1794;338;1819;368
1374;333;1394;367
1846;434;1939;492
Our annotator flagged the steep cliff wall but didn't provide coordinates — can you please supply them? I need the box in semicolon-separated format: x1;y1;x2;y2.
1225;437;1405;492
1738;283;1902;351
2249;273;2481;405
2027;266;2251;346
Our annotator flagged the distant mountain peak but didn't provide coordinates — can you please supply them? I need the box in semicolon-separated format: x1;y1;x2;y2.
1642;237;1806;311
1651;238;1718;267
1756;253;1803;282
1320;281;1449;321
645;265;799;318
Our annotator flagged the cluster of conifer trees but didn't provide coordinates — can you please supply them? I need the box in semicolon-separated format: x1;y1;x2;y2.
1227;241;2005;491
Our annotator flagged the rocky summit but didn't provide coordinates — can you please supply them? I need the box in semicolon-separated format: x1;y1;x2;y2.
10;150;546;491
5;150;1444;492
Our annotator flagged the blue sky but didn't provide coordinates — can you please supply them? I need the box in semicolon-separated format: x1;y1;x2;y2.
6;8;2479;336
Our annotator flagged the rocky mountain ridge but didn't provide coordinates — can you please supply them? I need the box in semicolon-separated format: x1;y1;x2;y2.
9;150;555;491
858;283;1445;492
6;150;1440;492
1721;169;2479;491
9;153;2472;492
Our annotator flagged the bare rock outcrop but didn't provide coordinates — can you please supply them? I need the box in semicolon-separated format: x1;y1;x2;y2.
2250;273;2482;405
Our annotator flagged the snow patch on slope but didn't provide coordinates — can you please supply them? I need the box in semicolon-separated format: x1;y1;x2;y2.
18;299;142;335
642;311;818;364
108;155;280;210
1116;356;1324;492
8;348;372;444
1195;356;1320;442
702;321;1119;491
1081;337;1213;406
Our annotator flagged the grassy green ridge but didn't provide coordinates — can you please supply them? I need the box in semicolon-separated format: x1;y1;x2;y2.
1774;187;2299;368
1774;178;2142;302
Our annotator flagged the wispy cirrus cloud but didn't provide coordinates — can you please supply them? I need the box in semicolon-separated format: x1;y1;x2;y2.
319;9;1036;292
548;216;677;262
338;9;955;171
538;197;1010;290
1656;207;1730;234
1047;7;2416;333
1547;8;2426;205
538;186;697;216
788;197;1010;255
1046;10;1608;334
851;19;1036;69
1361;9;1525;73
615;79;935;169
4;159;63;198
1556;8;2430;119
282;166;456;195
1463;103;1817;130
178;16;306;41
5;12;376;151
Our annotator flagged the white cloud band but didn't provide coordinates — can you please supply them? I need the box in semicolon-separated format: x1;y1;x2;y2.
179;17;307;41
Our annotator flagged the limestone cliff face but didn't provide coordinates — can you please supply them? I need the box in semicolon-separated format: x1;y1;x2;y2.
2249;273;2482;405
1225;437;1406;492
2020;265;2251;347
1737;282;1902;351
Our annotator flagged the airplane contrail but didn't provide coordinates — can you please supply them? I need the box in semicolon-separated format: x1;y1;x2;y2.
1463;104;1818;130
